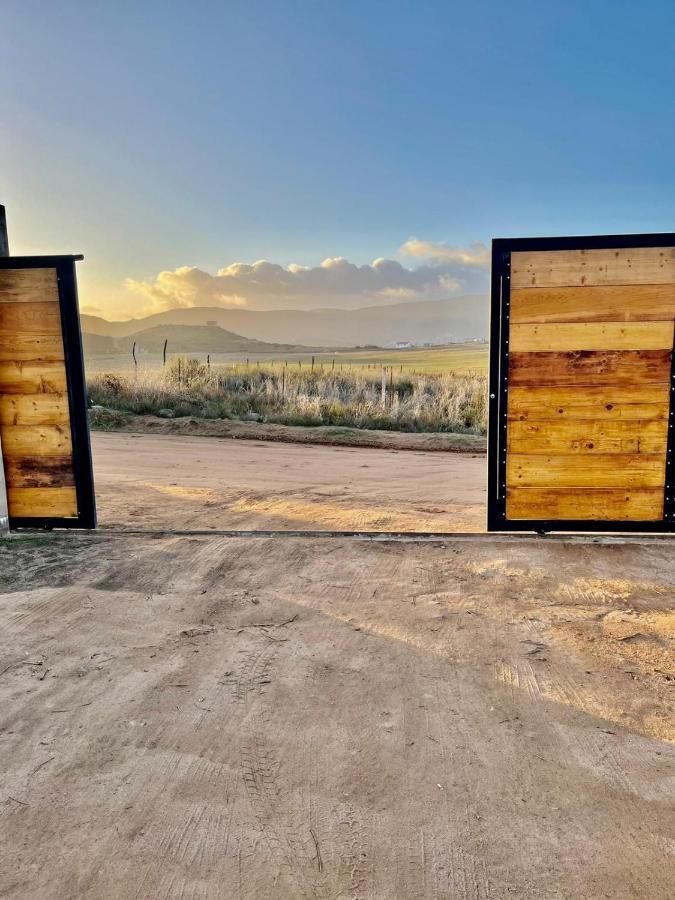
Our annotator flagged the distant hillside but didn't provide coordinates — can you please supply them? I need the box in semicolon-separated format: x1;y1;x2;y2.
81;295;488;348
83;324;311;356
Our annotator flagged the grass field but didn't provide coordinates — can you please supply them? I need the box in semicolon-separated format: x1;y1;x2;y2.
294;342;488;374
89;360;488;434
84;342;489;376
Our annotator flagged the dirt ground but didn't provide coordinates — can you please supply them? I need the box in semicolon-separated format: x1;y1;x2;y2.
92;432;487;532
1;434;674;898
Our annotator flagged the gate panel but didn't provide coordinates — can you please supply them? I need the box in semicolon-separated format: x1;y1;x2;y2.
0;257;96;529
488;234;675;532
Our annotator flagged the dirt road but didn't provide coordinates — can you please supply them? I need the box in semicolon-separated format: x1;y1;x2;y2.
1;530;673;898
92;432;487;532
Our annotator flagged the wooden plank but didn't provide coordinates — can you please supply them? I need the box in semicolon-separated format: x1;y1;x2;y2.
0;301;62;333
7;486;78;518
0;393;70;426
0;331;65;362
511;247;675;289
4;456;75;488
508;385;670;421
506;453;666;488
0;424;72;458
0;361;67;394
511;284;675;324
509;321;673;353
506;487;663;521
507;419;668;455
508;350;671;387
0;268;59;303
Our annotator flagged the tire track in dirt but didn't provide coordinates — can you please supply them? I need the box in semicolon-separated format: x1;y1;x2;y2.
236;641;331;899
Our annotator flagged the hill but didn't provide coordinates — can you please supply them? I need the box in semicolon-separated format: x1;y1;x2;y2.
83;324;311;356
81;295;488;348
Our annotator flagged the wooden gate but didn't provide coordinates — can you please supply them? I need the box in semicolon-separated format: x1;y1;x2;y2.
488;233;675;532
0;256;96;529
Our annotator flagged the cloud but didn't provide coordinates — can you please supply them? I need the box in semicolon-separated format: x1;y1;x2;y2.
400;238;490;268
124;242;489;314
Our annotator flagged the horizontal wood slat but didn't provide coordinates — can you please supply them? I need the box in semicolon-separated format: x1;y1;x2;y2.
511;284;675;324
0;331;65;362
508;350;671;387
508;385;670;421
507;419;668;454
506;487;664;521
4;456;75;488
0;268;59;304
7;487;78;518
0;361;68;394
1;424;72;458
0;301;63;334
506;453;666;488
0;393;70;426
511;247;675;289
509;321;674;353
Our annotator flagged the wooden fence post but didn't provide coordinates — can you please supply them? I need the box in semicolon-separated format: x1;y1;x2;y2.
381;367;387;407
163;339;168;367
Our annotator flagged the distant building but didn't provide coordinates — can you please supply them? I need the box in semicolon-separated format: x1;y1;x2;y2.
394;341;414;349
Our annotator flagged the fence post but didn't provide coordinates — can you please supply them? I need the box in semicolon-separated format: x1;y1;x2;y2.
132;342;137;381
281;368;285;398
207;353;210;372
177;356;181;386
381;366;387;407
311;355;315;371
163;339;168;367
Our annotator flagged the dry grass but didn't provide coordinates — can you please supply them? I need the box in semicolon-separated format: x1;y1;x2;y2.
88;357;487;434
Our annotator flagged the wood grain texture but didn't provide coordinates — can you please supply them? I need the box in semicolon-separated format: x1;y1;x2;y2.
0;424;72;458
506;487;664;521
507;419;668;455
7;486;78;518
508;349;671;387
511;247;675;289
509;321;674;352
510;284;675;324
0;393;70;426
4;456;75;488
0;361;68;393
0;268;59;304
506;453;666;488
0;301;62;334
0;331;65;362
508;385;670;421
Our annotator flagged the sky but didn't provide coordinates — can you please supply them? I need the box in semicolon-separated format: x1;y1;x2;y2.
2;1;675;319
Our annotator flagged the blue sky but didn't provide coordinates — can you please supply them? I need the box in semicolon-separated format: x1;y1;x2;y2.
2;1;675;317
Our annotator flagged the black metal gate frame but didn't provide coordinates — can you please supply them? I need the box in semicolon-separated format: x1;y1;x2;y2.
487;232;675;534
0;256;96;530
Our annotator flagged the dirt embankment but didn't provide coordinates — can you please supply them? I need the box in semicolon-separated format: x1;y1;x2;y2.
90;410;487;453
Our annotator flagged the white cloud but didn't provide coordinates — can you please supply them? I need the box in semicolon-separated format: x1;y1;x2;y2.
124;242;489;315
400;238;490;268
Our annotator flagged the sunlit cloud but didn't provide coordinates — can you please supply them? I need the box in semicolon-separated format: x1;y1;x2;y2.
122;242;489;315
400;238;490;268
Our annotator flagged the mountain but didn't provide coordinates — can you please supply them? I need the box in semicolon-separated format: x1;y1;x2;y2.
81;295;488;348
83;324;308;356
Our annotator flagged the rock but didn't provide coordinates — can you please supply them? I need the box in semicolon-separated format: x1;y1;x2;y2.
244;412;263;422
157;408;175;418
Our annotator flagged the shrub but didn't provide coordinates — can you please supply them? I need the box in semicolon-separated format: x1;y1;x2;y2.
87;363;488;434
